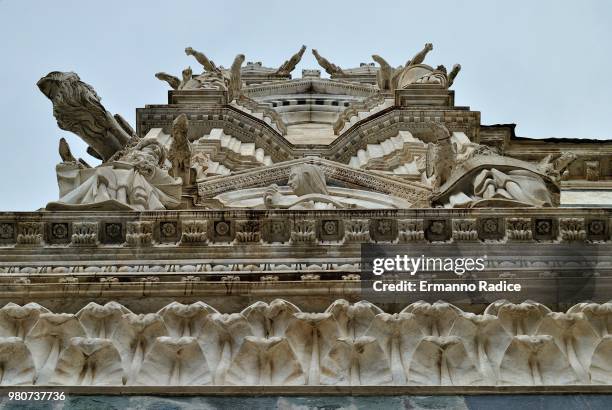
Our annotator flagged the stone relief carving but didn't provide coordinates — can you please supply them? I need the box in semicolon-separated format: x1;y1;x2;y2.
1;299;612;386
50;337;123;386
16;222;44;245
215;163;414;210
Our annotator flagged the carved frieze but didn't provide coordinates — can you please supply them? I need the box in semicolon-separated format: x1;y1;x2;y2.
560;218;587;242
507;218;532;241
235;220;261;243
71;222;98;246
290;220;316;244
398;219;425;242
180;220;208;244
344;219;370;242
452;218;478;241
0;299;611;386
126;221;153;247
16;222;44;246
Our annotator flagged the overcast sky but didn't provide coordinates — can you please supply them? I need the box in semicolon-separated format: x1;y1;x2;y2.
0;0;611;211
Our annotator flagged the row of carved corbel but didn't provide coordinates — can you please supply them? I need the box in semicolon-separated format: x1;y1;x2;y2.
1;299;611;386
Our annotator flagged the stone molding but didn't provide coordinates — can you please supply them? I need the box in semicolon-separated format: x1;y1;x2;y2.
196;157;431;205
242;78;378;99
1;300;612;386
1;209;609;250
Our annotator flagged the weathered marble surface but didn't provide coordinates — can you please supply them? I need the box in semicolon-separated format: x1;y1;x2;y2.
1;393;611;410
1;300;612;387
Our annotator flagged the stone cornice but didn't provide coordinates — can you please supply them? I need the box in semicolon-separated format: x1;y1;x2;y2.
243;78;378;99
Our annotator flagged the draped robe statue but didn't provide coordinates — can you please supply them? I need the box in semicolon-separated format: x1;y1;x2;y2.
47;138;182;211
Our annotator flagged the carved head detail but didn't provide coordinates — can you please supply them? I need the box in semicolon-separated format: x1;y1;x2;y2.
182;67;193;82
287;164;329;196
37;71;100;102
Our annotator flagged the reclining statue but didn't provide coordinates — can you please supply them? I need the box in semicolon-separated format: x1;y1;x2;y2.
47;138;182;211
429;128;575;208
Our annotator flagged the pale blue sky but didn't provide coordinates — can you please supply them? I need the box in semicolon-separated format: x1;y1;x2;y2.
0;0;611;210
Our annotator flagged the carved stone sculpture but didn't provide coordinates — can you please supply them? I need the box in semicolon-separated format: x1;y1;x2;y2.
408;43;433;66
37;72;132;161
275;45;306;75
408;336;483;386
365;313;422;385
312;49;344;75
135;336;212;386
0;338;36;385
216;163;413;209
25;313;86;384
113;313;168;384
168;114;192;183
499;335;579;385
0;302;49;339
199;312;251;385
76;301;132;339
185;47;219;72
0;299;610;386
58;137;78;164
47;137;182;211
431;130;565;208
286;312;336;385
158;301;217;338
372;55;398;92
226;336;305;385
49;337;123;386
321;335;391;386
227;54;245;102
536;312;599;383
448;63;461;87
155;67;227;91
449;313;511;383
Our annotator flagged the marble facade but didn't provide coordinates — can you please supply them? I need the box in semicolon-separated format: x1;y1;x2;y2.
1;44;612;394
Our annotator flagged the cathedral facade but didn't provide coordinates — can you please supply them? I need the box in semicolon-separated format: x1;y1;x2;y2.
1;44;611;404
